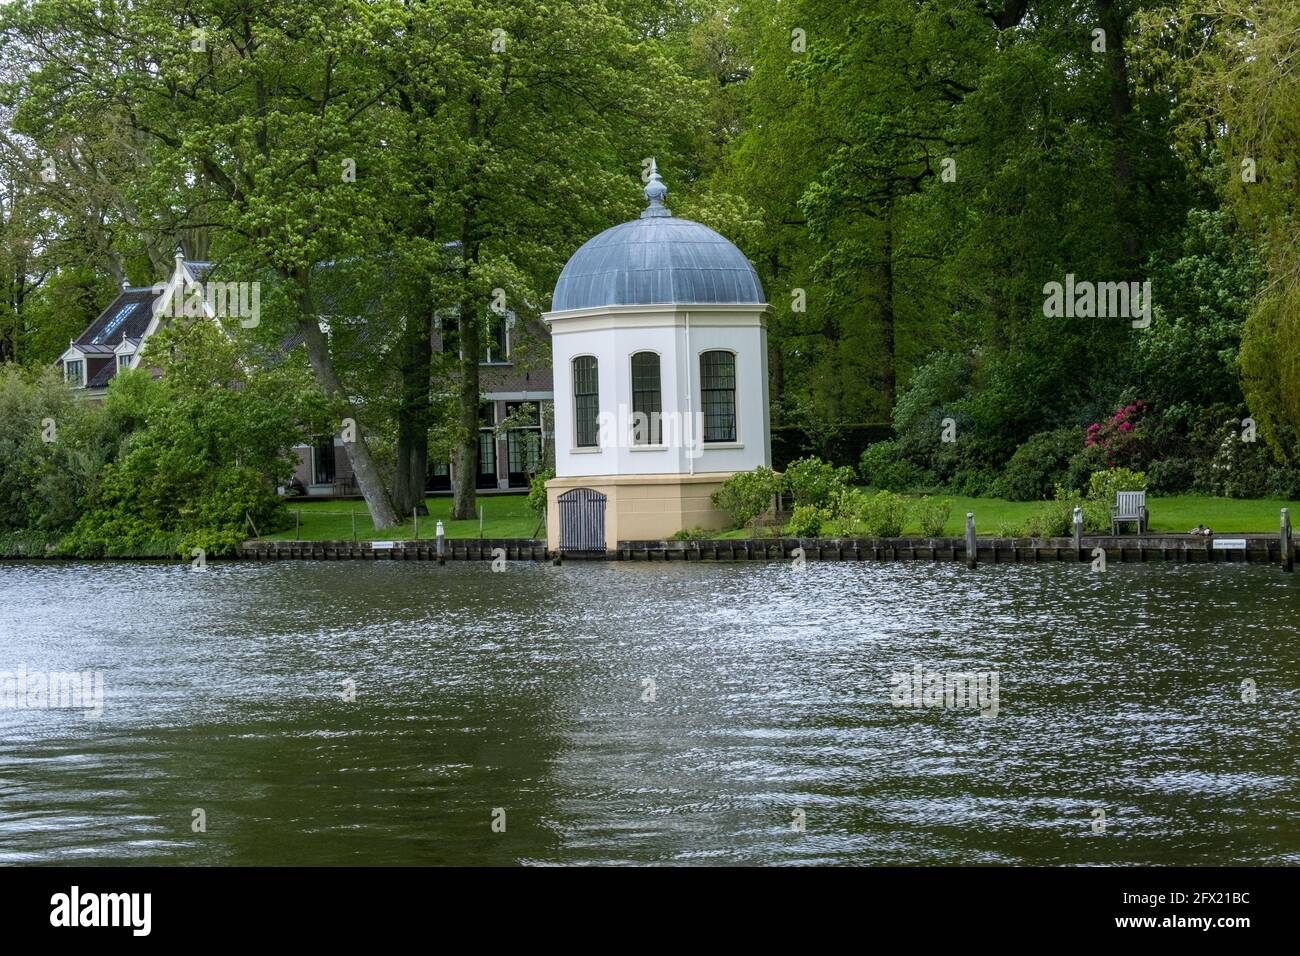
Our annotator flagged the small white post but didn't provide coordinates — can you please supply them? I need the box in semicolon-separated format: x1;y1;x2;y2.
1073;506;1083;554
436;519;445;565
965;512;977;568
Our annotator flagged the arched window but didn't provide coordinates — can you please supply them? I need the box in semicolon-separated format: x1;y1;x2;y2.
700;350;737;443
572;356;600;447
630;351;662;445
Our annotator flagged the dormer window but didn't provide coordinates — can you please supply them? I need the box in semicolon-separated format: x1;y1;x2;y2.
64;359;84;386
118;354;132;371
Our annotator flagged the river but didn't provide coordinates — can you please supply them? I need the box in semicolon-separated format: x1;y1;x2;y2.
1;559;1296;865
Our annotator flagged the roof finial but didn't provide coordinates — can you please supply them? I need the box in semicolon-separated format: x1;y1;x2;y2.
122;278;130;290
641;159;670;218
174;243;185;262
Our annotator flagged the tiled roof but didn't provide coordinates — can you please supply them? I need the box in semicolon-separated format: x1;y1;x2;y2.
75;288;163;349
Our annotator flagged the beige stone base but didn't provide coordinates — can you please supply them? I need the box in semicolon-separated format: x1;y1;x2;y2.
546;473;735;551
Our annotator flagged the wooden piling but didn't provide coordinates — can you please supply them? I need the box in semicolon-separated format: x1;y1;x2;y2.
1283;508;1294;573
965;513;977;568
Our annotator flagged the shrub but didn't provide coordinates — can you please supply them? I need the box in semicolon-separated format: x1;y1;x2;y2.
1087;467;1147;504
785;456;855;508
786;503;829;537
951;467;999;497
1022;487;1110;538
859;490;908;537
994;428;1080;501
859;440;928;491
829;486;867;519
711;466;784;535
1147;458;1196;494
1266;465;1300;499
822;515;862;537
1063;444;1109;495
1023;496;1095;538
910;496;952;536
670;526;709;541
1198;420;1276;498
527;468;554;516
1083;400;1152;471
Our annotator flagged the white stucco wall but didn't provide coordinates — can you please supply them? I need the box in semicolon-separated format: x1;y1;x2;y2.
544;304;772;478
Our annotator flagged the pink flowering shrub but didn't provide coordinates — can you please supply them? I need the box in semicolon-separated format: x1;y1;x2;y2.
1084;400;1148;468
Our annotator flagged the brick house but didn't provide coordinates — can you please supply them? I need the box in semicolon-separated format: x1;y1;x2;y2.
294;310;555;495
58;249;554;496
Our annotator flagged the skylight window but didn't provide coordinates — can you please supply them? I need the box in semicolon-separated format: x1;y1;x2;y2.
92;303;135;344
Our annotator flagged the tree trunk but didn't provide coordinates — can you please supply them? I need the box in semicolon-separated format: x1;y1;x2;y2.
1098;0;1141;275
768;251;784;426
451;298;481;520
293;278;399;528
392;304;434;517
878;216;897;414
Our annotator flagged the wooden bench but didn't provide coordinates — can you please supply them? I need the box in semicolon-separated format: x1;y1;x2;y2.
1112;490;1147;535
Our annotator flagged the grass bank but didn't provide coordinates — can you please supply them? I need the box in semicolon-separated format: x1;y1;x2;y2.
714;493;1299;538
264;494;539;542
266;492;1298;543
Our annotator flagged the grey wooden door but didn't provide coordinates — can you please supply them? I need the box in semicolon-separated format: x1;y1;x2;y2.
558;488;607;552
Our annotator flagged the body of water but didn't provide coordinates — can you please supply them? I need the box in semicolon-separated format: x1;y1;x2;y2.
0;559;1296;865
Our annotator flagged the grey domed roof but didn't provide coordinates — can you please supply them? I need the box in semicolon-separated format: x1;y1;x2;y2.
551;165;765;313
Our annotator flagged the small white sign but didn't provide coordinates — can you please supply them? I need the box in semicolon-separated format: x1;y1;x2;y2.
371;541;395;550
1212;538;1248;550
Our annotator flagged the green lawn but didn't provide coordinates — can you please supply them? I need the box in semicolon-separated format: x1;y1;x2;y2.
264;491;1298;543
941;495;1297;536
263;494;540;541
715;494;1299;539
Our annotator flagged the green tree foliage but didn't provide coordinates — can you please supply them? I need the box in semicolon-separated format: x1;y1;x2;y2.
61;322;327;556
0;364;117;532
711;466;783;534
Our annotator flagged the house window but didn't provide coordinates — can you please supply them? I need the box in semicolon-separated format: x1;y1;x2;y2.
314;437;336;484
483;313;509;364
630;351;661;445
505;401;542;487
700;350;737;443
118;354;132;371
572;356;599;447
64;360;84;385
478;402;498;488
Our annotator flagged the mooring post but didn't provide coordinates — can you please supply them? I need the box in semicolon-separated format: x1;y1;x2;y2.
1073;506;1083;558
1282;508;1293;573
413;507;419;540
965;512;977;568
295;510;300;541
479;505;484;540
435;519;445;565
351;509;356;542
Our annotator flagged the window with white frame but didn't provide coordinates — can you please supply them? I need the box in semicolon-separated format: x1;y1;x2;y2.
573;356;600;448
630;351;662;445
64;359;84;385
700;350;737;443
